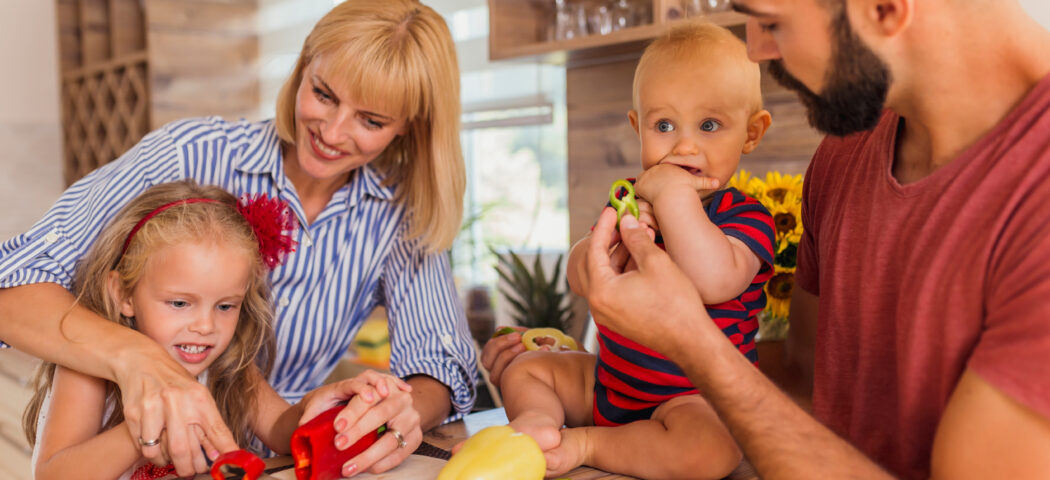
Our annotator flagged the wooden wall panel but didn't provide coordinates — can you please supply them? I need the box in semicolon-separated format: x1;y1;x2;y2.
145;0;260;128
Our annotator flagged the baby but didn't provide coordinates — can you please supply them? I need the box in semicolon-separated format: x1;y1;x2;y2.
500;21;776;480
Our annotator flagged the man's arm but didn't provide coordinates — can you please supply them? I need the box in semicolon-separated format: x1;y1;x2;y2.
589;211;1050;479
931;370;1050;479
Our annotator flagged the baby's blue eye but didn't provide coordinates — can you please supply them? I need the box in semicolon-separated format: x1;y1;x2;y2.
700;120;721;132
656;120;675;133
169;300;189;309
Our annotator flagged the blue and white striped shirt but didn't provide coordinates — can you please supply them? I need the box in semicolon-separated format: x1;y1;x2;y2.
0;117;477;419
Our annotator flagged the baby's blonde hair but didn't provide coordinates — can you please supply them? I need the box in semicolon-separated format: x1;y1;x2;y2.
23;180;276;448
633;20;763;113
275;0;464;252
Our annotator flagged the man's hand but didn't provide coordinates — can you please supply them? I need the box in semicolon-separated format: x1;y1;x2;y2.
585;207;712;355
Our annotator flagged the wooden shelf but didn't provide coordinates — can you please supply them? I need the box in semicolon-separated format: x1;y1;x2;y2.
489;0;745;63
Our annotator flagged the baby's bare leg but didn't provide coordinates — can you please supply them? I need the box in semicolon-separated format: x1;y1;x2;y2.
501;351;596;452
554;394;741;480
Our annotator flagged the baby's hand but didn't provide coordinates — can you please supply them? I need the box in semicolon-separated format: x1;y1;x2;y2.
635;164;720;206
635;199;660;233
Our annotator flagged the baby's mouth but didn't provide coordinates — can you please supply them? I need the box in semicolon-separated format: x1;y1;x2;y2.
677;165;704;176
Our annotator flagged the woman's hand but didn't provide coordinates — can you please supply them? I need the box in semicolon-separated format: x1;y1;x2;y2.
301;370;417;477
115;343;238;477
480;326;527;386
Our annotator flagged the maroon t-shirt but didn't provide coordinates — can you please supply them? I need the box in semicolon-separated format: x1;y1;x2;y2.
796;74;1050;479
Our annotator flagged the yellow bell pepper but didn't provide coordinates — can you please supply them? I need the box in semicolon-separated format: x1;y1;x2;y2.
437;425;545;480
521;327;579;352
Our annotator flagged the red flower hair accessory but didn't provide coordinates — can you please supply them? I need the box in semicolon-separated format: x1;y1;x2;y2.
236;193;298;269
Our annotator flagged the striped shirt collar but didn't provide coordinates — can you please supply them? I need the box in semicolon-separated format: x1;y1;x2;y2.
234;120;397;206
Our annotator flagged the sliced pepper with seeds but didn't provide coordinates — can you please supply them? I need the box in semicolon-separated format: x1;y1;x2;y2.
494;326;579;352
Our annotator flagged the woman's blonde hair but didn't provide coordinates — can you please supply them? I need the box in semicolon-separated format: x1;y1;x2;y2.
275;0;464;252
23;180;276;448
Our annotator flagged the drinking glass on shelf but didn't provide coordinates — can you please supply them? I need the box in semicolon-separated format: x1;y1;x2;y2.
682;0;704;17
569;2;589;39
701;0;731;13
553;0;571;40
588;3;613;36
611;0;635;31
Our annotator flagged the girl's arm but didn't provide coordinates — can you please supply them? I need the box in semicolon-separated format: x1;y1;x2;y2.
34;366;141;480
635;165;762;305
246;367;299;455
249;368;414;456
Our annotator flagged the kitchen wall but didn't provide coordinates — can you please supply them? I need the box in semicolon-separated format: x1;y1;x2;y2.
0;1;64;242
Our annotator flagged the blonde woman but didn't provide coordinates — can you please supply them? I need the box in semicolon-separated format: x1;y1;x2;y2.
0;1;473;477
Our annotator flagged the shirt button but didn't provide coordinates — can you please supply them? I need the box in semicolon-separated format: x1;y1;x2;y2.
441;335;454;347
44;231;60;244
278;297;290;307
302;237;312;248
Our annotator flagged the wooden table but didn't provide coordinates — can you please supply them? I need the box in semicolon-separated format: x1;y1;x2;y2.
199;408;758;480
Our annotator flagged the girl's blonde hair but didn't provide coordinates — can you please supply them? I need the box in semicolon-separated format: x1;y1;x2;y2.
275;0;464;252
23;180;276;448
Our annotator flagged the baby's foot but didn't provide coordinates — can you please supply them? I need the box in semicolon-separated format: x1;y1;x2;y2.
508;410;563;452
544;427;589;477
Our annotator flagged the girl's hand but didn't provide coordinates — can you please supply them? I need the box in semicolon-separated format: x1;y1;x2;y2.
303;370;418;477
480;326;527;386
116;344;237;477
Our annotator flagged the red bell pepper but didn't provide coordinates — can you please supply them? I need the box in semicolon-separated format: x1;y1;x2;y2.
210;449;265;480
291;404;384;480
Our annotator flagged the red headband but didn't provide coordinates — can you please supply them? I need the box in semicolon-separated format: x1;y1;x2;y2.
116;195;297;270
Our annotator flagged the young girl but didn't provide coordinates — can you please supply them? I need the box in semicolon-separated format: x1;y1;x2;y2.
22;180;407;480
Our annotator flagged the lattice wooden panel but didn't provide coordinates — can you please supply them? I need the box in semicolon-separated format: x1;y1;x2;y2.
61;56;149;185
57;0;149;185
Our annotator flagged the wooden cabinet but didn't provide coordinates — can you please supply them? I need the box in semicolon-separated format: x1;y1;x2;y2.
488;0;746;61
55;0;262;186
0;350;41;480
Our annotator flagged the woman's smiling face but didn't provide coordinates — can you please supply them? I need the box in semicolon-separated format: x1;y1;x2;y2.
289;55;410;184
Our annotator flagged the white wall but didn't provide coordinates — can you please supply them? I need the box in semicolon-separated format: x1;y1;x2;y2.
0;1;64;241
1021;0;1050;28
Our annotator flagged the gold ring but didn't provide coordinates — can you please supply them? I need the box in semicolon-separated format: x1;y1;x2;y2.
138;436;161;447
390;429;407;449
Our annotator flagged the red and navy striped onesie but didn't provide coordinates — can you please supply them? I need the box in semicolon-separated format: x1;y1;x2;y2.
594;185;775;426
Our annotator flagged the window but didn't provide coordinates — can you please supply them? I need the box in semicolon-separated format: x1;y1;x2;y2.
430;1;569;294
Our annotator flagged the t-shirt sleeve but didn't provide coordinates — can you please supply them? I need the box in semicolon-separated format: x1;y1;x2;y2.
969;183;1050;419
708;189;776;271
795;137;837;296
0;127;183;347
380;227;478;422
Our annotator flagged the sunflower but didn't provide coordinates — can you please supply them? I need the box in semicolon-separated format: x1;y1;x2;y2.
762;171;803;204
764;264;796;320
728;169;754;193
765;191;803;245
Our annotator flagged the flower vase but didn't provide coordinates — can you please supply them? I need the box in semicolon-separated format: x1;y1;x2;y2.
756;311;789;343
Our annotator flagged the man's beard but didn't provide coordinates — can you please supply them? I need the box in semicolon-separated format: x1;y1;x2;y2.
767;9;891;136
